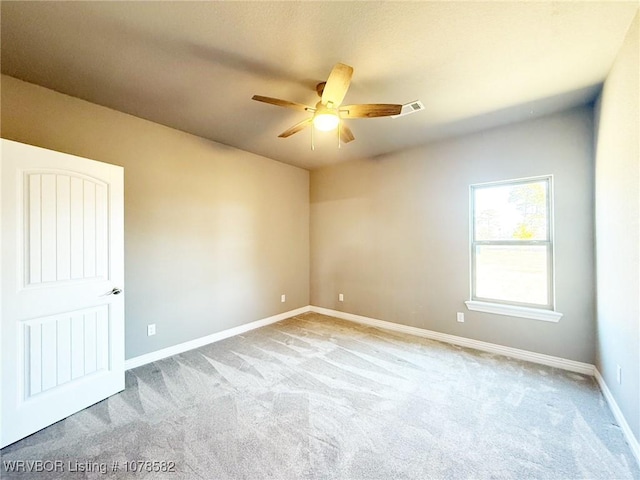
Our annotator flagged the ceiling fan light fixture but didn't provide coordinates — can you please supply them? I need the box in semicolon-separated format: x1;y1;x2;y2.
252;62;403;145
313;112;340;131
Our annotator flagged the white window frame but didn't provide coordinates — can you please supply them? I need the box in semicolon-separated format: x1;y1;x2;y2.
465;175;562;322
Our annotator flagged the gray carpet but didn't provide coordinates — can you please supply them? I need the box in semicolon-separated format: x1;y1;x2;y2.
1;312;638;479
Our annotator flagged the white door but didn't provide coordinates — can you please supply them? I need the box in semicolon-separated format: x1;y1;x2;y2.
1;139;125;448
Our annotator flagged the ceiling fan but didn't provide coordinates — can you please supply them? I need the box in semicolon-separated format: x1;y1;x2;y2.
252;63;402;146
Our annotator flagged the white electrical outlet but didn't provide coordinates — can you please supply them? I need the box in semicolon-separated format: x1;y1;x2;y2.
147;324;156;336
617;365;622;384
339;293;344;302
281;294;286;303
457;312;464;323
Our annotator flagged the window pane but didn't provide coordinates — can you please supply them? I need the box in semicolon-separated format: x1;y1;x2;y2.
474;180;548;241
475;245;549;306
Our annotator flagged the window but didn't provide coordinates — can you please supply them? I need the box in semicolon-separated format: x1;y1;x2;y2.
465;176;562;322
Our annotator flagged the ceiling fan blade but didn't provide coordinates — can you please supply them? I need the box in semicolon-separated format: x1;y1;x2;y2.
252;95;312;112
340;104;402;118
340;124;355;144
278;117;314;138
321;63;354;107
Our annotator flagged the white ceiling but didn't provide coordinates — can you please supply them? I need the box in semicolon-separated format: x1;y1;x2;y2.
1;2;638;170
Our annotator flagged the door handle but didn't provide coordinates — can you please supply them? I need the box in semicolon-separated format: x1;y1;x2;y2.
108;287;123;296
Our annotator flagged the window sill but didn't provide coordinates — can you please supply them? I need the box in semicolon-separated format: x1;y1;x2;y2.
464;301;563;322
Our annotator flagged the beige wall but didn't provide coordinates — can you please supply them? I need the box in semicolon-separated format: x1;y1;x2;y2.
595;12;640;441
311;106;596;363
1;75;310;359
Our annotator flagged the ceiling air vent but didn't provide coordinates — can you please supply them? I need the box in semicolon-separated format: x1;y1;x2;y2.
391;100;425;119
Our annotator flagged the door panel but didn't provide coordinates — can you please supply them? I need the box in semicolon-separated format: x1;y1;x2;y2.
1;139;124;448
25;172;109;286
23;305;110;398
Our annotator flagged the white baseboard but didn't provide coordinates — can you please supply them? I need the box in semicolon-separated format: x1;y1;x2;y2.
309;306;595;375
594;369;640;465
126;304;593;374
124;306;311;370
